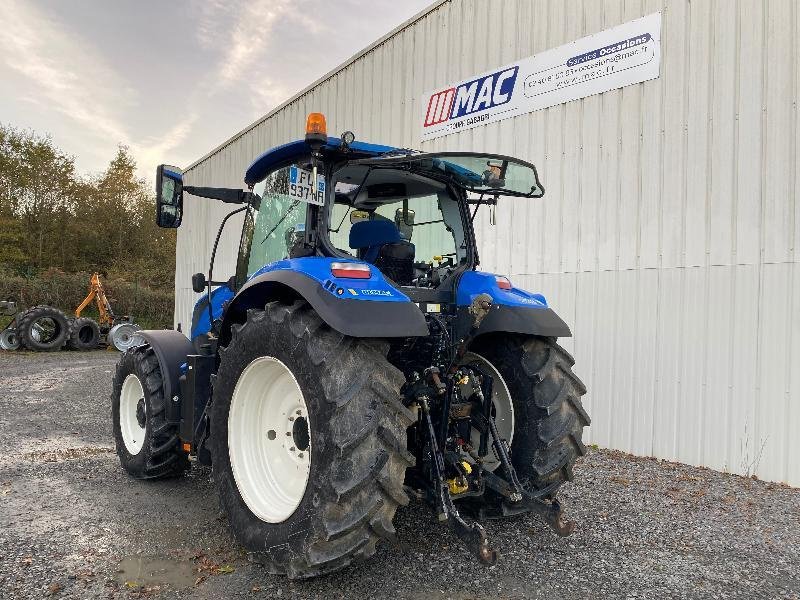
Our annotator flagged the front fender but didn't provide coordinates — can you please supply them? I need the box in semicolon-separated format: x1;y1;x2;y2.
221;258;429;343
134;330;194;422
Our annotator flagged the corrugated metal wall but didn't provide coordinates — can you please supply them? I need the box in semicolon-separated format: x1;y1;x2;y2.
178;0;800;486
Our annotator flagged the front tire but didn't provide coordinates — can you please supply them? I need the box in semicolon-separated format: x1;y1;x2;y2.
111;345;190;478
210;300;415;578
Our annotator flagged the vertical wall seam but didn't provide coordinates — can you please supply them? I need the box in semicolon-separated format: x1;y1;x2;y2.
700;0;716;469
784;264;796;481
724;0;742;470
575;90;585;338
630;216;642;452
793;0;799;264
680;0;690;271
650;0;667;456
575;1;588;274
615;75;623;274
786;0;800;482
634;0;644;271
752;0;769;476
731;0;740;263
633;0;648;453
558;1;567;276
539;0;552;278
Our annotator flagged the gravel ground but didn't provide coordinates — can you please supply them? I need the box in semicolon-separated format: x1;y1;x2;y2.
0;350;798;600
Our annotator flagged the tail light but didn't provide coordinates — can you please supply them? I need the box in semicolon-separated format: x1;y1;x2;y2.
331;262;371;279
495;276;512;290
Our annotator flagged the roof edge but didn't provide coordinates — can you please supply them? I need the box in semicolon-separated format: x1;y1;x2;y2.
184;0;449;173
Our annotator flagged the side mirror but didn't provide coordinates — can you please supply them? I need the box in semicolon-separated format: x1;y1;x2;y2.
156;164;183;228
191;272;207;293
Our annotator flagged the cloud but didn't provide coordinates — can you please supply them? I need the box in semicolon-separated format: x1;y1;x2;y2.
0;0;197;176
134;114;200;178
196;0;292;86
195;0;236;49
0;0;433;178
190;1;319;132
249;79;294;115
0;1;133;146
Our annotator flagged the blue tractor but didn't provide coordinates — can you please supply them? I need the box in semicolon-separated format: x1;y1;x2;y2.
111;114;589;578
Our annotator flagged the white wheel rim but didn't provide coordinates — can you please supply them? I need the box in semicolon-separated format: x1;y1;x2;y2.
120;374;146;455
0;330;19;350
463;352;515;472
228;356;311;523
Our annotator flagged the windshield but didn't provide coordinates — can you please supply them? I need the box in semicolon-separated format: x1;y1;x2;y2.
353;152;543;198
327;164;467;286
239;164;310;279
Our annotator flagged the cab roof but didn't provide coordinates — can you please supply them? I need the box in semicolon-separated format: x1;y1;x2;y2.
244;137;398;186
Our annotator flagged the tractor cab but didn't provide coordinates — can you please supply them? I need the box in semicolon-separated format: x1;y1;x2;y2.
155;112;562;345
232;113;545;309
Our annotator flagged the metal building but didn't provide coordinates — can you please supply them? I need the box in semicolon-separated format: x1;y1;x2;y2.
177;0;800;486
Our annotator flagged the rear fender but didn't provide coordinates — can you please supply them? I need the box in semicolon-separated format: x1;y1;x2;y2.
457;271;572;338
220;258;429;345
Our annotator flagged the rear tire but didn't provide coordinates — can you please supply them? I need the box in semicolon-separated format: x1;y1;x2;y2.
210;300;415;578
67;317;101;350
469;335;589;513
111;344;190;478
17;305;70;352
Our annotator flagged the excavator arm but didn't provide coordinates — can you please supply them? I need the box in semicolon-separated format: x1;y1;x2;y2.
75;273;115;328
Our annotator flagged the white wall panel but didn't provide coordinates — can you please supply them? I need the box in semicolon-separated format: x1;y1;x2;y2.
177;0;800;486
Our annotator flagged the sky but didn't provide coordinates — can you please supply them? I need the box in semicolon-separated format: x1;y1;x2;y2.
0;0;432;179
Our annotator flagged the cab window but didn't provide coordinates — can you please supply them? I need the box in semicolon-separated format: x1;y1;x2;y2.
327;166;466;285
238;165;309;280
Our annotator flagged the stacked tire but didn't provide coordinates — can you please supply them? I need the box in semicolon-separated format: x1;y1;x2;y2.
3;306;103;352
66;317;101;350
16;306;71;352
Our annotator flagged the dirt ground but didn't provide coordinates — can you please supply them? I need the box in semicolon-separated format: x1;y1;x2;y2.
1;350;798;599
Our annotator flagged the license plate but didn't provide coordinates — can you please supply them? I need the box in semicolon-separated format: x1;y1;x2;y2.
288;166;326;206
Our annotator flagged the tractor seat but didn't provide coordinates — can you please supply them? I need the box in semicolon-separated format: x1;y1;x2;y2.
349;220;415;285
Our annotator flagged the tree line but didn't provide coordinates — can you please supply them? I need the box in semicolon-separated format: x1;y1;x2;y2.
0;123;176;328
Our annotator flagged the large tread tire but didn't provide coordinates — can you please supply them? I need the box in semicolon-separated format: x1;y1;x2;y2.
470;334;589;507
66;317;101;350
17;305;70;352
111;344;190;478
210;300;415;579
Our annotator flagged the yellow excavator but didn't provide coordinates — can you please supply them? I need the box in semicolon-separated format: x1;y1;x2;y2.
72;272;140;351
